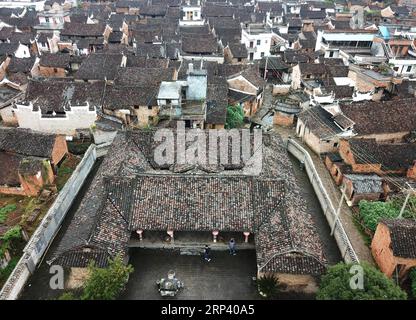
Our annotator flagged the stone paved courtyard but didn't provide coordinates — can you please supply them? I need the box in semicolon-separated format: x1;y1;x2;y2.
120;249;260;300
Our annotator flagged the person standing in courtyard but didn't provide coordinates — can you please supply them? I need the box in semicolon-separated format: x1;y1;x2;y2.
203;245;211;262
229;238;236;255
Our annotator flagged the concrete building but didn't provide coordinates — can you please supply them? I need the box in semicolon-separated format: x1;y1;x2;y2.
241;24;284;61
179;0;204;26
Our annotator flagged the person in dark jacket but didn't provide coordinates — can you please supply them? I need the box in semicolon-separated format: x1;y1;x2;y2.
229;238;236;255
203;245;211;262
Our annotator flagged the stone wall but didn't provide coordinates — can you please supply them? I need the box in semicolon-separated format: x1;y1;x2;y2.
286;138;359;264
272;84;291;95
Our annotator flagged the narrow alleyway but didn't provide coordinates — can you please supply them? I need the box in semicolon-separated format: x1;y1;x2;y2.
256;85;374;265
274;125;374;264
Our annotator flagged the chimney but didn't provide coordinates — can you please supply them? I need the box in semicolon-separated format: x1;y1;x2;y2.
188;63;194;74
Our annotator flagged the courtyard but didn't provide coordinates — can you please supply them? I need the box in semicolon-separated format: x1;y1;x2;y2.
121;249;260;300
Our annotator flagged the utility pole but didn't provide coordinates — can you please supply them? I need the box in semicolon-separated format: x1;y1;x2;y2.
398;183;413;218
263;56;268;80
331;185;347;236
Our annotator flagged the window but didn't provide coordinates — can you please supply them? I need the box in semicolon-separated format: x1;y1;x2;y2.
257;40;261;45
54;68;57;72
329;51;334;58
249;41;253;48
237;58;242;62
406;65;412;73
260;52;265;58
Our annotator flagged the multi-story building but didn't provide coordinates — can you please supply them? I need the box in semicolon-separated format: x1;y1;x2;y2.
241;24;285;61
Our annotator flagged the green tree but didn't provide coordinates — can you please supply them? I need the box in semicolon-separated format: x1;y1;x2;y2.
81;256;133;300
225;104;244;129
317;263;407;300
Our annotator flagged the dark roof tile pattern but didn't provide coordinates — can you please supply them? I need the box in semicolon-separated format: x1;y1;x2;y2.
0;128;56;159
52;131;326;274
74;53;123;80
382;219;416;259
181;35;219;54
24;79;105;113
61;22;106;37
340;98;416;136
39;53;70;68
7;56;35;74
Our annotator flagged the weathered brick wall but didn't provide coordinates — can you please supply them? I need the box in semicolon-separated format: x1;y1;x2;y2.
372;223;396;278
0;186;26;196
272;84;291;95
51;136;68;166
0;106;18;125
407;162;416;180
38;65;66;78
273;111;294;127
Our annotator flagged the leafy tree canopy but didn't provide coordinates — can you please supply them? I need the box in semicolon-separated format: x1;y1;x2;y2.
81;255;134;300
317;263;407;300
225;104;244;129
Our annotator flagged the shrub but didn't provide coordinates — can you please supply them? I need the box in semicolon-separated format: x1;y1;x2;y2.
0;226;22;257
225;104;244;129
1;225;21;242
0;256;19;284
81;255;133;300
317;263;407;300
58;292;77;300
358;200;398;232
0;204;17;223
67;142;91;155
257;274;279;299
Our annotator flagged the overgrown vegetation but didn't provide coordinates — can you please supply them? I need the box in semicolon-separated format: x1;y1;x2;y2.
67;141;91;155
257;274;280;299
225;104;244;129
55;155;80;191
58;256;134;300
0;226;22;258
410;268;416;299
0;204;17;224
358;197;416;233
317;263;407;300
0;256;19;284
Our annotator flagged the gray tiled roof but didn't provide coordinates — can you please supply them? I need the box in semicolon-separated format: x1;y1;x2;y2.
381;219;416;259
52;130;326;274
